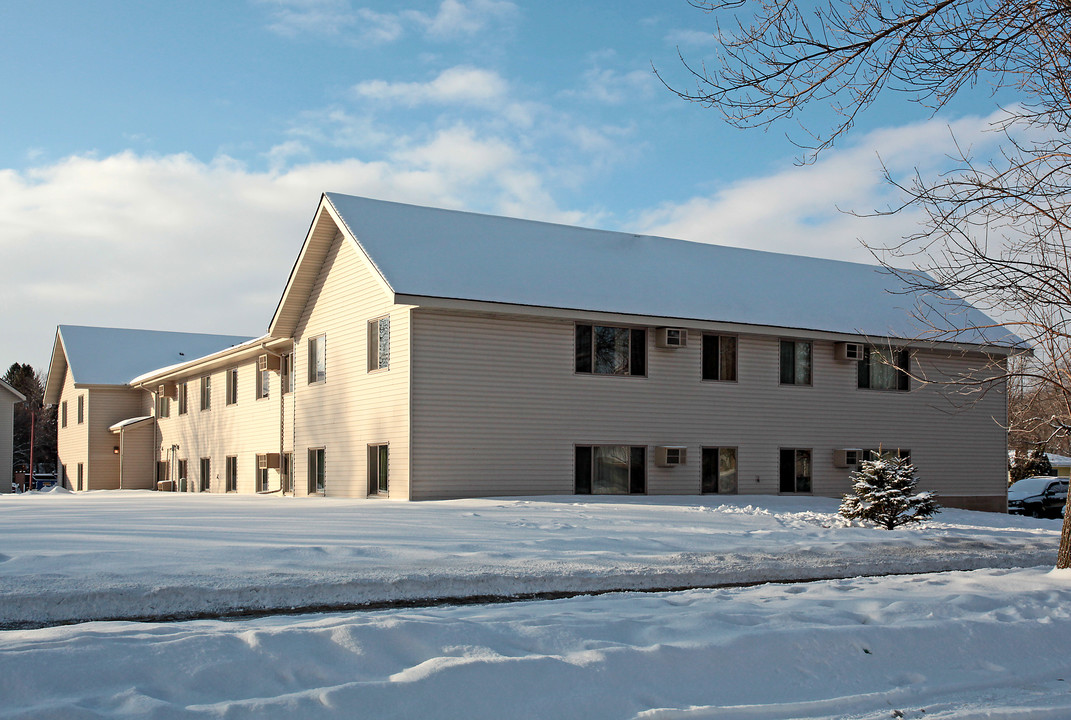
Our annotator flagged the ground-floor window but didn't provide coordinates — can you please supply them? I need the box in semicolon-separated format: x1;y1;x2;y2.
779;448;812;493
225;456;238;492
199;458;210;492
368;444;388;495
575;445;646;494
177;459;188;490
156;460;168;487
257;465;269;492
280;452;293;494
701;447;738;494
308;448;325;495
77;463;84;492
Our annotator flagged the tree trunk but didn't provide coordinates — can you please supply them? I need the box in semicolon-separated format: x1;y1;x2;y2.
1058;492;1071;568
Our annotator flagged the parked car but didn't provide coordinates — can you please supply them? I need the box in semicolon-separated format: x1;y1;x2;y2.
1008;476;1069;518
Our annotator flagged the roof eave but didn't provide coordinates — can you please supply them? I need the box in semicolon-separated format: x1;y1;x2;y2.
399;293;1025;356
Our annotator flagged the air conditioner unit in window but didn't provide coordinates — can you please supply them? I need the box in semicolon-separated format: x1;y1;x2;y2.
655;328;688;348
258;354;281;373
158;382;177;399
256;453;281;470
833;448;863;468
655;446;688;467
834;342;865;363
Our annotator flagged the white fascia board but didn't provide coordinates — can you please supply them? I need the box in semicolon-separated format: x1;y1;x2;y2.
399;294;1022;357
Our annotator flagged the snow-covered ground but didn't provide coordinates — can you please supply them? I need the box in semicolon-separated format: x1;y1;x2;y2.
2;567;1070;719
0;490;1059;626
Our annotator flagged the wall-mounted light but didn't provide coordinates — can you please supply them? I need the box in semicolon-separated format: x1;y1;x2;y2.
113;446;120;454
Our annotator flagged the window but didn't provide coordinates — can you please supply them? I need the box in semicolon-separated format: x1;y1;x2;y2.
575;445;646;494
779;340;812;385
61;401;67;428
575;325;646;376
281;452;293;494
200;376;212;411
256;366;270;400
308;335;326;384
308;448;325;495
156;393;170;418
257;463;269;492
226;368;238;405
282;353;294;395
702;335;738;381
368;444;389;495
779;448;812;493
858;347;911;391
77;395;85;424
225;455;237;492
177;459;188;485
199;457;211;492
367;317;391;371
76;463;84;492
178;382;188;415
701;447;738;494
156;461;169;487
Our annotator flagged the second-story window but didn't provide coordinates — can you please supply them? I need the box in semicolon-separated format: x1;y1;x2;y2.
200;376;211;411
281;353;294;394
226;368;238;405
702;334;737;381
308;335;326;384
256;365;270;400
368;318;390;371
858;347;910;391
178;381;188;415
61;401;67;428
77;395;85;424
575;325;646;376
779;339;812;386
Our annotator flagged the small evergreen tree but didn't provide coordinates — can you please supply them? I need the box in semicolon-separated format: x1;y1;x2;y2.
839;455;940;530
1009;450;1054;485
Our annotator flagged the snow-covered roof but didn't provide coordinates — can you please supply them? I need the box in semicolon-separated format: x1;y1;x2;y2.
54;325;254;388
1047;453;1071;468
0;378;26;403
325;193;1022;348
109;416;153;432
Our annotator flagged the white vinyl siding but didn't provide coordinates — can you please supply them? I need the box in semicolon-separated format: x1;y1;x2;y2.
410;309;1008;504
292;229;410;498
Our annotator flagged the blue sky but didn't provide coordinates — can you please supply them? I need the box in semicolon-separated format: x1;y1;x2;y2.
1;0;1014;373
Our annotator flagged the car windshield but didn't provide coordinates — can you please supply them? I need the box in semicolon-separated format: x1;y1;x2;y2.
1009;477;1057;494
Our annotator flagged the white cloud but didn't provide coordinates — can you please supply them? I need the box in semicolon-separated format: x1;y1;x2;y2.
635;112;1009;264
405;0;518;39
0;138;584;372
259;0;515;44
352;66;509;107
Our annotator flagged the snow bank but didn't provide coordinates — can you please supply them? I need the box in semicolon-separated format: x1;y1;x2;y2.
1;568;1069;719
0;492;1059;627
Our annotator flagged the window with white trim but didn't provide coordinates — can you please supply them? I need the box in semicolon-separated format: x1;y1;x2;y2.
779;448;812;493
178;382;188;415
200;376;211;411
368;444;389;495
702;335;737;381
225;455;237;492
368;318;390;371
226;368;238;405
701;447;738;494
308;335;326;384
779;340;812;386
858;347;911;392
575;325;646;376
308;448;325;494
575;445;646;494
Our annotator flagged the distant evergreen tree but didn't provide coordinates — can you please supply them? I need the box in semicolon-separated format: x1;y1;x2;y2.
3;363;56;477
839;455;940;530
1009;450;1054;485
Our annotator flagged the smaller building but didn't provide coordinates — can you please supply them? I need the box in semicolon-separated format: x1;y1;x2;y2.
0;378;27;492
43;326;252;491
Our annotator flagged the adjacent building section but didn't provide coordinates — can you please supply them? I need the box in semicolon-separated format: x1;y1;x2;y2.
0;378;27;493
